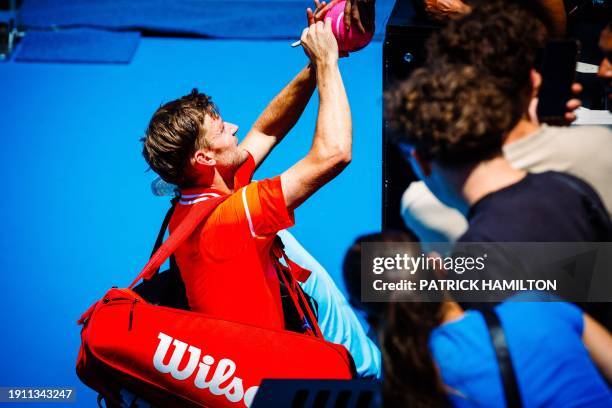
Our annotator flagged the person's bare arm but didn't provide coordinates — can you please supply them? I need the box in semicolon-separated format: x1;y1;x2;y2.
582;313;612;382
534;0;566;38
424;0;471;22
240;5;333;169
240;64;316;168
281;18;352;211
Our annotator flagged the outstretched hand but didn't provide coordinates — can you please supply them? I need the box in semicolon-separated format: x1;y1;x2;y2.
307;0;330;25
343;0;375;34
300;18;339;67
308;0;374;34
306;1;349;57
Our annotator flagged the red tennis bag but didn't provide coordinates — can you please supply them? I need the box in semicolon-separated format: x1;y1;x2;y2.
76;196;355;407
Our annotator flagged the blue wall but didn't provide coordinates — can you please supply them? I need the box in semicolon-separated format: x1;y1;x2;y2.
0;38;382;404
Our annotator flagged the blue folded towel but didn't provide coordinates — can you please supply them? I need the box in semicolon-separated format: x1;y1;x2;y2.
15;29;140;64
20;0;394;40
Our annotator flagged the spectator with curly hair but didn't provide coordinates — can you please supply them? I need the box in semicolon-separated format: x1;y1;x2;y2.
399;3;612;244
387;63;611;245
388;61;612;325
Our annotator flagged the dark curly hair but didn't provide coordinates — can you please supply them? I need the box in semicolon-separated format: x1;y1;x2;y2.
142;89;219;186
427;2;547;108
385;65;522;166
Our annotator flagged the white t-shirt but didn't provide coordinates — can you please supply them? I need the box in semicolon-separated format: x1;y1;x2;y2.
402;125;612;244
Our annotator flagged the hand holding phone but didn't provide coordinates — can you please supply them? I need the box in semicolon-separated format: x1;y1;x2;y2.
536;40;580;125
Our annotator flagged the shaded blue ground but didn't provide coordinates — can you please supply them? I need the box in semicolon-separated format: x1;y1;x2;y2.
0;37;382;404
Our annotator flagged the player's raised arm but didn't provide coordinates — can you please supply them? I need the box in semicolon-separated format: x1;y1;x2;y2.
281;18;352;211
240;64;317;169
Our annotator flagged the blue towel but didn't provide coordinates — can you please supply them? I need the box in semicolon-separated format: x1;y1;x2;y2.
20;0;395;40
15;29;140;63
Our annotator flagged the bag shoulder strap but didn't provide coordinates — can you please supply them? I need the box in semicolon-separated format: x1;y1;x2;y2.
150;198;178;257
149;198;178;275
481;308;522;408
128;195;228;289
272;236;322;338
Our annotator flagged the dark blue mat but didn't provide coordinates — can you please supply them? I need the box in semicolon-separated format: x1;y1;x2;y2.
20;0;394;40
15;29;140;63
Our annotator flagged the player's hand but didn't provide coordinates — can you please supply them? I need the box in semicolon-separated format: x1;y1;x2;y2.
307;0;332;25
300;18;339;67
306;1;350;57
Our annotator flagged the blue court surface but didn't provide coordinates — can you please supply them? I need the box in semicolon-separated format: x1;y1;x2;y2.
0;37;383;404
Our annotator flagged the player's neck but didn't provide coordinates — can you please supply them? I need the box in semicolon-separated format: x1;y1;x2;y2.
209;170;234;194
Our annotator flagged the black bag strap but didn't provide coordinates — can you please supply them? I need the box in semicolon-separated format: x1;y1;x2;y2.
150;197;178;257
273;236;323;338
481;308;523;408
149;198;179;275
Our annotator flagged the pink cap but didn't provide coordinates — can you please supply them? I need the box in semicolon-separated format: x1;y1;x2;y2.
325;1;374;53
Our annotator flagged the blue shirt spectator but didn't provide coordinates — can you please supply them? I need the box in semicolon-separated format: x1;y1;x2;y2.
431;298;612;407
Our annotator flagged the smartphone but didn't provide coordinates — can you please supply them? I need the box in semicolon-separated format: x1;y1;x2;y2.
536;40;580;125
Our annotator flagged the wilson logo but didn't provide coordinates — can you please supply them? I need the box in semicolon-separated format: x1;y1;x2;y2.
153;332;259;407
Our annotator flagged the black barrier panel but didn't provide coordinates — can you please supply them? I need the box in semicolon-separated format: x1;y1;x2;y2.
252;379;380;408
0;23;8;56
0;1;22;11
382;0;438;231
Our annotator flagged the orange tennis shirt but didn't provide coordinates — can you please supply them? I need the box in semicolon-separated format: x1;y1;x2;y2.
169;153;295;330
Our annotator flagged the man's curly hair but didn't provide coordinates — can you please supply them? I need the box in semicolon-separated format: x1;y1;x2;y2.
385;65;522;166
142;89;219;186
427;2;547;109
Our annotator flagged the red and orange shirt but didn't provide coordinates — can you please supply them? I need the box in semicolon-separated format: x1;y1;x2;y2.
169;153;295;330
